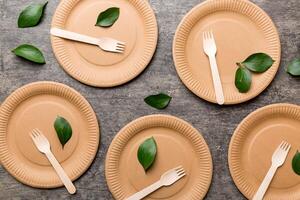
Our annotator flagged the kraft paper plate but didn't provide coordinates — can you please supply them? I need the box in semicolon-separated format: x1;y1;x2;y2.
0;81;100;188
229;103;300;199
173;0;281;105
105;115;213;200
51;0;158;87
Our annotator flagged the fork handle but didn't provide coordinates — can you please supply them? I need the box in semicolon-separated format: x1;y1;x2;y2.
45;152;76;194
208;56;225;105
51;28;99;46
253;165;277;200
125;181;162;200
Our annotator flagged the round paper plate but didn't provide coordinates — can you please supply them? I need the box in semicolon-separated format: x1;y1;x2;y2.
0;81;100;188
229;103;300;199
51;0;158;87
173;0;281;104
105;115;213;200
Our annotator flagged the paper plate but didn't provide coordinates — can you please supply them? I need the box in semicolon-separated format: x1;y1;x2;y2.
0;81;100;188
51;0;158;87
229;103;300;199
106;114;213;200
173;0;281;104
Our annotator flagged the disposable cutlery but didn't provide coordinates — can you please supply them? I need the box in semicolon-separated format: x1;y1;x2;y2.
30;128;76;194
253;141;291;200
125;166;186;200
202;31;225;105
50;27;125;53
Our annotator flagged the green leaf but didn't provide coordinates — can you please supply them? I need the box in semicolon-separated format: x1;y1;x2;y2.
235;66;252;93
12;44;45;64
138;137;157;172
54;116;72;148
144;93;172;110
287;58;300;76
241;53;274;73
292;151;300;175
95;7;120;27
18;2;48;28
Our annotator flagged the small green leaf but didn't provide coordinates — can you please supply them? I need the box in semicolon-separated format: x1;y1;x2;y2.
18;2;48;28
241;53;274;73
12;44;45;64
54;116;72;148
235;66;252;93
292;151;300;175
287;58;300;76
138;137;157;172
96;7;120;27
144;93;172;110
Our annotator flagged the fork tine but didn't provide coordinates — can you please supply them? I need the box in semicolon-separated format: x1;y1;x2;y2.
114;49;124;53
117;46;125;50
117;41;126;46
32;129;38;137
33;129;40;137
30;132;36;141
176;168;184;173
280;141;288;150
174;166;183;171
177;171;185;176
210;30;215;41
284;143;291;151
284;141;289;150
276;141;285;151
116;46;125;50
208;31;211;39
117;43;125;48
178;173;186;179
287;144;292;151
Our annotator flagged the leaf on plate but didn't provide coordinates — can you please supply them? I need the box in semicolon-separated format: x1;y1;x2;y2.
137;137;157;172
12;44;46;64
235;65;252;93
292;151;300;175
287;58;300;76
95;7;120;27
18;2;48;28
54;116;72;148
239;53;274;73
144;93;172;110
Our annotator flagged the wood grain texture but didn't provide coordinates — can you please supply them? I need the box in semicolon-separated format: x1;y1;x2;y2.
0;0;299;199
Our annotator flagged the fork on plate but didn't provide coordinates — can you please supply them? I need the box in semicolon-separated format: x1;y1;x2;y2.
253;141;291;200
202;31;225;105
30;128;76;194
51;27;126;53
125;166;186;200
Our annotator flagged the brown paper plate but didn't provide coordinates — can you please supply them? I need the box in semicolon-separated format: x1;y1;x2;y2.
51;0;158;87
0;81;100;188
229;103;300;199
105;115;213;200
173;0;281;105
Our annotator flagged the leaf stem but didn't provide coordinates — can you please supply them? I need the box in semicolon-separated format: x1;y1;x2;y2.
236;62;245;68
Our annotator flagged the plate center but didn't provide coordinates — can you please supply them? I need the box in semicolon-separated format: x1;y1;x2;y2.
66;0;137;66
123;127;195;199
186;11;268;85
10;95;80;166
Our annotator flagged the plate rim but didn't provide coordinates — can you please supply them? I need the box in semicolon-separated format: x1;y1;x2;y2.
51;0;158;87
228;103;300;199
172;0;281;105
0;81;100;188
105;114;213;200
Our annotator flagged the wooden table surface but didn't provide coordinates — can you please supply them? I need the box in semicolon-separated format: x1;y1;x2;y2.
0;0;299;199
